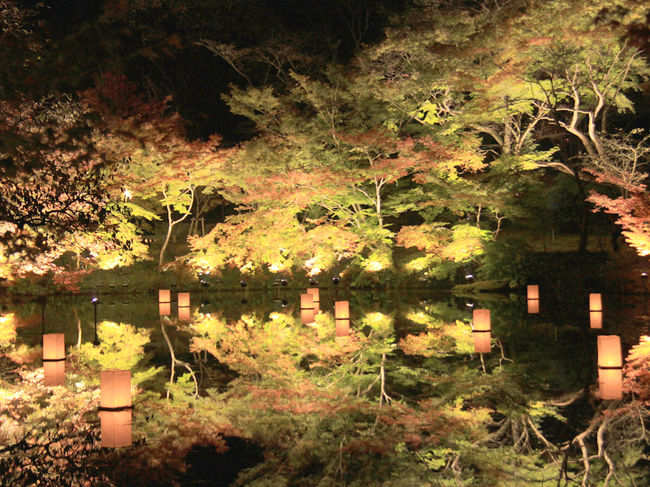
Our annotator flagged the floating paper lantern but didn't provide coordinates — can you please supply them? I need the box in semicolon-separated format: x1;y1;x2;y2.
335;301;350;337
301;293;315;325
178;292;190;308
159;302;171;316
301;293;314;309
589;293;603;329
597;335;622;400
159;289;171;316
178;292;191;321
307;288;320;302
527;285;539;314
43;333;65;387
307;288;320;313
472;309;491;354
100;370;132;448
178;307;191;322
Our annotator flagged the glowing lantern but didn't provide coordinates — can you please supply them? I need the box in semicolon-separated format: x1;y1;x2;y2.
159;302;171;316
307;288;320;314
301;293;315;325
43;333;65;387
335;301;350;337
527;285;539;314
589;293;603;329
301;293;314;309
178;292;190;307
178;307;191;322
159;289;171;316
597;335;622;400
99;370;132;448
472;309;491;353
178;292;191;321
307;288;320;302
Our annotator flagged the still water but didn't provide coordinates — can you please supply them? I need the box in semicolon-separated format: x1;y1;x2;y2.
2;285;649;485
6;286;648;394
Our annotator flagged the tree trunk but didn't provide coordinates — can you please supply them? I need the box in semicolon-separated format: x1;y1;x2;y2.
159;186;195;267
574;172;589;253
375;179;383;228
72;306;82;348
159;220;175;267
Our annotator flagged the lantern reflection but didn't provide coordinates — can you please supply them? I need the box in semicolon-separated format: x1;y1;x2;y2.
589;293;603;329
178;292;191;321
178;306;191;322
300;293;315;325
307;288;320;314
43;333;65;387
335;301;350;337
597;335;622;400
100;370;132;448
527;285;539;314
159;302;171;316
472;309;491;354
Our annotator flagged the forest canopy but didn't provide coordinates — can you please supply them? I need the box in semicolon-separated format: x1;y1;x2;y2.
1;2;650;486
0;0;648;283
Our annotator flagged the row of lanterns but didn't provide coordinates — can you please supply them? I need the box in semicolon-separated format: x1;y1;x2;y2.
42;333;132;447
158;289;191;321
38;284;627;449
41;287;352;447
527;284;622;398
159;287;353;337
472;306;624;399
299;288;350;337
527;285;605;330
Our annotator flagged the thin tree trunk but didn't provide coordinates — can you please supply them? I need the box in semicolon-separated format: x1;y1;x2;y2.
574;172;589;253
72;306;82;348
375;179;383;228
159;218;175;267
158;186;195;267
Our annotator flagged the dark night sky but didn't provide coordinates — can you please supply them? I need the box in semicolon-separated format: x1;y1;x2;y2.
14;0;650;142
21;0;409;143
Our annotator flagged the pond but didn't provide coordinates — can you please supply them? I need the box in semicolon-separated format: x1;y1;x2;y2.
1;284;649;486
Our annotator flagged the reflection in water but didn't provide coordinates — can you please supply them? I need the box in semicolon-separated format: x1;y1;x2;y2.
0;288;649;484
589;293;603;329
527;284;540;314
471;309;491;354
99;370;132;448
178;292;191;321
158;289;171;316
597;335;623;400
160;317;199;400
300;293;315;325
334;300;350;337
42;333;65;387
307;287;320;314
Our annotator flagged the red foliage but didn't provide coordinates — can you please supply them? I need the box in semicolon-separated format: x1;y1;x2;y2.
589;190;650;257
52;269;91;293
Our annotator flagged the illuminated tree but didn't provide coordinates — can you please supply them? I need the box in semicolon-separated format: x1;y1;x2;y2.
83;73;234;267
196;62;488;280
354;0;649;252
586;131;650;256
